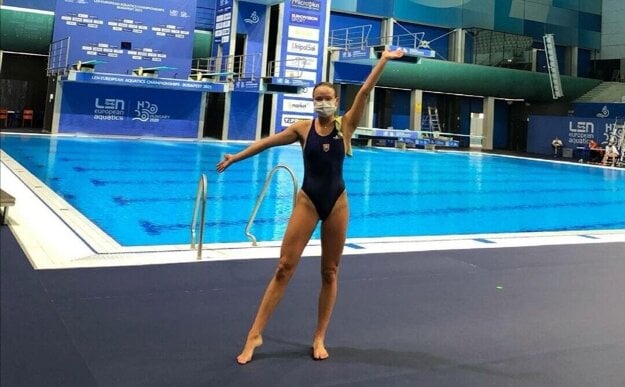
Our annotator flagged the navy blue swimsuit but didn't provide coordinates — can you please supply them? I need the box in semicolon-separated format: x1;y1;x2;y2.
302;120;346;221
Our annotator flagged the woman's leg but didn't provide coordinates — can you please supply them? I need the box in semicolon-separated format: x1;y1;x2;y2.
313;192;349;360
237;191;319;364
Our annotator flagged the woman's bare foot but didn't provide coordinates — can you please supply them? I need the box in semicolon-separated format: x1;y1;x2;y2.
312;339;329;360
236;335;263;365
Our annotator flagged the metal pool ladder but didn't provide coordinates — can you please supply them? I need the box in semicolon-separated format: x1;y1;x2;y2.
190;174;207;259
245;164;298;246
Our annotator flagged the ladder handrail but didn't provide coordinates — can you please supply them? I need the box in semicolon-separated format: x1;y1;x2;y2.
543;34;563;99
613;117;625;163
190;174;208;259
245;165;299;246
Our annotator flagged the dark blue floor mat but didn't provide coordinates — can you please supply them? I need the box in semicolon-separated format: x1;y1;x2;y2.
2;226;625;386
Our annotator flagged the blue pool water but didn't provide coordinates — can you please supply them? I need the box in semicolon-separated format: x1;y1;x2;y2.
1;134;625;246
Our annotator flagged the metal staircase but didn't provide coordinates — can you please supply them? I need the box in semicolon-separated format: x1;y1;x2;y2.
427;106;441;134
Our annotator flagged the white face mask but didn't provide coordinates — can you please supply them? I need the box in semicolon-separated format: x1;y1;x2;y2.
314;100;337;118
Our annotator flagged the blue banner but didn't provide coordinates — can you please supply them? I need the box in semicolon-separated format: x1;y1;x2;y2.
527;115;618;155
59;82;201;137
275;0;330;132
53;0;197;77
339;49;371;60
67;71;228;93
212;0;233;52
572;103;625;119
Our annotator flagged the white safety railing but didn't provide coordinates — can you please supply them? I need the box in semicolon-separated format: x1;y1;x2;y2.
265;56;310;78
47;37;71;76
329;25;372;50
245;165;298;246
190;53;262;81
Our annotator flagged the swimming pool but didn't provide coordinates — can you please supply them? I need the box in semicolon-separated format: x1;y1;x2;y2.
1;133;624;247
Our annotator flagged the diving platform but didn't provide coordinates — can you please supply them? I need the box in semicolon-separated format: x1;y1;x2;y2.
132;66;177;78
71;60;107;72
354;127;462;149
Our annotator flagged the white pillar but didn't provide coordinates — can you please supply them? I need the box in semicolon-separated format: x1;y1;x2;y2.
482;97;495;151
51;79;63;134
223;93;231;140
410;89;423;130
197;93;207;139
381;18;394;45
451;28;465;63
255;94;264;140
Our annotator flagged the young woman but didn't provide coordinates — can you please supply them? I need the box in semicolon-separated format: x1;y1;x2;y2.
216;48;405;364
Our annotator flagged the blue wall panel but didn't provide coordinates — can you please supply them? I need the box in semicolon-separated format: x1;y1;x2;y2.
236;2;267;78
577;48;591;78
493;0;524;35
573;103;625;119
329;12;383;47
391;90;410;129
227;91;259;140
493;100;509;149
578;12;601;33
392;0;463;28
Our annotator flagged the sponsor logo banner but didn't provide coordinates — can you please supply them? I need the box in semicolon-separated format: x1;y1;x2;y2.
283;99;314;113
60;82;200;137
527;115;617;155
286;40;319;55
288;25;320;41
290;12;320;26
282;114;312;127
70;71;227;92
290;0;321;11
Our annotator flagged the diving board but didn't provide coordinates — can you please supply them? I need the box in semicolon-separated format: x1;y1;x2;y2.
132;66;177;77
354;127;461;149
72;60;106;72
189;70;236;82
372;45;436;63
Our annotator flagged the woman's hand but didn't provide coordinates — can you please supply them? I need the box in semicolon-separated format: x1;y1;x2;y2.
216;154;235;173
381;48;405;61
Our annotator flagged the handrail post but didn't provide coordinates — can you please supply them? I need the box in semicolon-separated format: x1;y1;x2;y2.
190;174;207;259
245;164;298;246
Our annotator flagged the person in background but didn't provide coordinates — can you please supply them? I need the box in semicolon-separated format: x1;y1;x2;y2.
588;139;603;163
551;136;563;157
602;141;620;167
217;48;405;364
